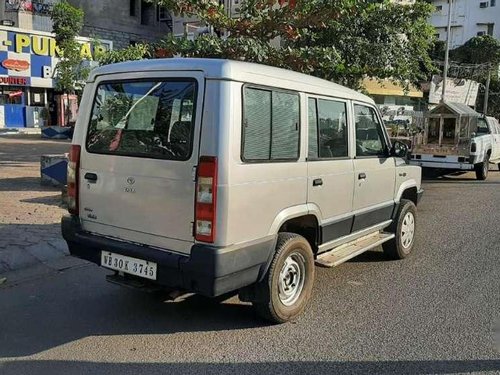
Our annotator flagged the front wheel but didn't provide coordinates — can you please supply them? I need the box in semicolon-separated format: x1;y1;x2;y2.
383;199;417;260
252;233;315;324
475;155;489;180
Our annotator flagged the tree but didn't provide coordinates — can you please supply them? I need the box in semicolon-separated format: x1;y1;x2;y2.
96;43;151;66
51;0;85;125
156;0;436;90
449;36;500;116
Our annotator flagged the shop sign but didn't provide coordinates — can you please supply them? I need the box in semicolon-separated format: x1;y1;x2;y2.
2;58;30;71
0;30;110;60
0;76;30;85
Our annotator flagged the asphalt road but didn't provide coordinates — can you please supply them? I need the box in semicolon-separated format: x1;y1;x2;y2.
1;169;500;375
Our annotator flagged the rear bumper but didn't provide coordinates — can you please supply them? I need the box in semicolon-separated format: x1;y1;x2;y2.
61;215;276;297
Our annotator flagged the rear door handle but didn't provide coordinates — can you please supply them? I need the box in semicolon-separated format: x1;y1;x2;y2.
358;173;366;180
313;178;323;186
84;172;98;182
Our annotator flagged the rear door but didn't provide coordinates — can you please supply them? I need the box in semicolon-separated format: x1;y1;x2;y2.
79;71;205;254
351;103;396;232
306;96;354;244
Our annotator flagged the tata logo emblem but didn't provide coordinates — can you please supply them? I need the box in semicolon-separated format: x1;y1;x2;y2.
126;177;135;185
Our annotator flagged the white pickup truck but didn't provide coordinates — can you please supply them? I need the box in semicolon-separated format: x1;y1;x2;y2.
410;102;500;180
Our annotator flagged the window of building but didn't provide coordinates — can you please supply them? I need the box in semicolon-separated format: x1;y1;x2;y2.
354;104;387;157
435;5;443;11
479;2;489;8
141;0;153;25
0;86;25;105
491;0;496;6
487;23;495;35
477;31;486;36
30;88;45;106
157;5;170;21
308;98;348;159
130;0;136;16
242;87;300;161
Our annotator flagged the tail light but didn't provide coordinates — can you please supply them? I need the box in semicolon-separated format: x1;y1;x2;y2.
67;145;81;215
195;156;217;243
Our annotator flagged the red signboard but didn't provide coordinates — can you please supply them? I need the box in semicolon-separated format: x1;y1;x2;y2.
2;59;31;72
0;77;29;86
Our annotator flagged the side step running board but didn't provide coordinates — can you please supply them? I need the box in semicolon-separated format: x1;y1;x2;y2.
315;232;395;268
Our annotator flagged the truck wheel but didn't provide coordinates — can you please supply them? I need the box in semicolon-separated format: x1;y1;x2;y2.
475;155;489;180
253;233;315;324
383;199;417;260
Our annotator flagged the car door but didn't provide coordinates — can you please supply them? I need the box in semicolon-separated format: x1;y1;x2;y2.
306;96;355;244
351;103;396;232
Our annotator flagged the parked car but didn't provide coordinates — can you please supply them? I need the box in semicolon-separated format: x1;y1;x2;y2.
410;102;500;180
62;58;423;323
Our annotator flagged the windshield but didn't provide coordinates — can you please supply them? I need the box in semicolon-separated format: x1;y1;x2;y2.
86;79;197;160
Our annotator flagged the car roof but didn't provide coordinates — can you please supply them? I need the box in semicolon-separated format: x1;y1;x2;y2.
89;58;374;104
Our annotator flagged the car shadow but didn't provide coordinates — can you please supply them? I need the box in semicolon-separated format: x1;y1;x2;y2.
1;359;499;375
0;177;62;192
348;248;389;263
20;194;64;207
0;263;272;358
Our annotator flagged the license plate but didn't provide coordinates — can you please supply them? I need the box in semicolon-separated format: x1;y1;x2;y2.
101;251;157;280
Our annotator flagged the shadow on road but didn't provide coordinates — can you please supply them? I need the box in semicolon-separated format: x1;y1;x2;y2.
0;264;270;358
1;359;499;375
348;249;388;263
0;177;61;192
20;194;63;207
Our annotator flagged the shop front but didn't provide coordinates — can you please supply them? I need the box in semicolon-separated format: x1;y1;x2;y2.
0;26;111;128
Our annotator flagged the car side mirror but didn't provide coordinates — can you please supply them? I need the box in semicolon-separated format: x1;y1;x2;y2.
391;140;409;159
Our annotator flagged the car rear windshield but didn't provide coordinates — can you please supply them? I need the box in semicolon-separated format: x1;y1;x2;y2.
86;79;197;160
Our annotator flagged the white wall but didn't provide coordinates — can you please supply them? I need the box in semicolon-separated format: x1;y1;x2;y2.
430;0;500;48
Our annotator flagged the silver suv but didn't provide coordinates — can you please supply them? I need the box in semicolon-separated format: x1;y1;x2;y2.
62;58;423;323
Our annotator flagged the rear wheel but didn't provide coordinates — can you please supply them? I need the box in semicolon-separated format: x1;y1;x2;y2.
383;199;417;260
475;155;489;180
252;233;315;324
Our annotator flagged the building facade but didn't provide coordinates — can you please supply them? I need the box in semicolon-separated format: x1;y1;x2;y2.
69;0;172;49
429;0;500;48
0;0;173;128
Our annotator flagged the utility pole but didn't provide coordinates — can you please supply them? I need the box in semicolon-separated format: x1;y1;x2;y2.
0;0;5;22
441;0;453;103
483;67;491;115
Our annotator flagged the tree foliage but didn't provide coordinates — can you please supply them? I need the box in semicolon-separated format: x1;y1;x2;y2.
156;0;436;89
451;35;500;66
96;43;151;66
51;0;85;95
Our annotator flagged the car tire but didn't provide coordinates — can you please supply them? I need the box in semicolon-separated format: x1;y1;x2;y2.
383;199;417;260
253;233;315;324
475;155;489;180
498;163;500;172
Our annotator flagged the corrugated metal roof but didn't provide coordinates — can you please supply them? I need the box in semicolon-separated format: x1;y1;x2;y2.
430;102;479;116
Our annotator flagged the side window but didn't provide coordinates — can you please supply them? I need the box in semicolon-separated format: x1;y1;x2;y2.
308;98;348;159
242;87;299;161
477;118;489;134
354;104;387;157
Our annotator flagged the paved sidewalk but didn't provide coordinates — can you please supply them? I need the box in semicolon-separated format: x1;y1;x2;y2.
0;135;71;275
